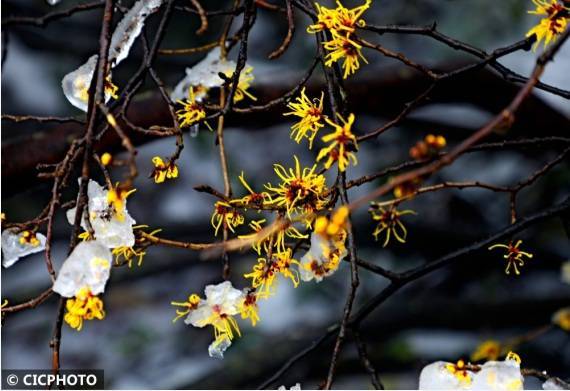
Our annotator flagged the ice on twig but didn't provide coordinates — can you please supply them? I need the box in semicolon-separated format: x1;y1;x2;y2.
62;0;163;111
66;179;136;248
109;0;163;65
52;240;112;298
1;229;46;268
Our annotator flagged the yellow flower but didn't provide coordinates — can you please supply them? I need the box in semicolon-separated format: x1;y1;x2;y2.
151;156;179;184
112;246;145;267
106;183;136;223
488;240;534;275
471;340;503;362
18;230;41;247
307;3;337;33
232;172;271;207
445;360;472;386
526;0;569;49
211;201;245;236
244;257;278;298
506;351;522;365
238;219;270;255
239;290;260;326
171;293;201;323
104;75;119;100
323;30;368;79
284;88;326;149
100;152;113;166
369;205;416;247
176;87;208;127
333;0;371;34
244;249;301;298
552;307;570;331
239;219;307;255
317;113;358;172
265;156;329;221
64;287;105;331
307;0;370;34
409;134;447;161
225;66;257;103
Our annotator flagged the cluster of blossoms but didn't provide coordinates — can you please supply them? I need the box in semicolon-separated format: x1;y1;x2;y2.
181;89;360;356
283;90;359;172
419;352;524;390
307;0;371;78
409;134;447;161
526;0;569;49
55;179;138;330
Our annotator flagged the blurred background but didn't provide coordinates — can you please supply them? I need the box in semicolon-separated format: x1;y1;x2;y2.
2;0;569;389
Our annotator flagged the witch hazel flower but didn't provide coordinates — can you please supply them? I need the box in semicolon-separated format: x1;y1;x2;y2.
1;228;46;268
299;207;349;283
52;240;112;330
173;281;245;359
66;179;136;248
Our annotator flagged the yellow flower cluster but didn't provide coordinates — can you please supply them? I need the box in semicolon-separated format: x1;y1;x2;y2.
317;113;359;172
265;156;329;223
308;0;371;78
64;287;106;331
176;87;207;128
106;183;136;223
284;88;326;148
526;0;569;49
151;156;179;184
18;230;41;247
244;248;301;298
445;360;471;386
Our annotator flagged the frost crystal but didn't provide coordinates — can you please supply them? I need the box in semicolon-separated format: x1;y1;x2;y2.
1;229;46;268
62;0;163;111
278;384;302;390
66;179;136;248
542;379;566;390
471;357;523;390
171;47;254;102
208;335;232;359
52;240;112;298
171;48;233;102
419;361;474;390
61;55;102;112
109;0;163;65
